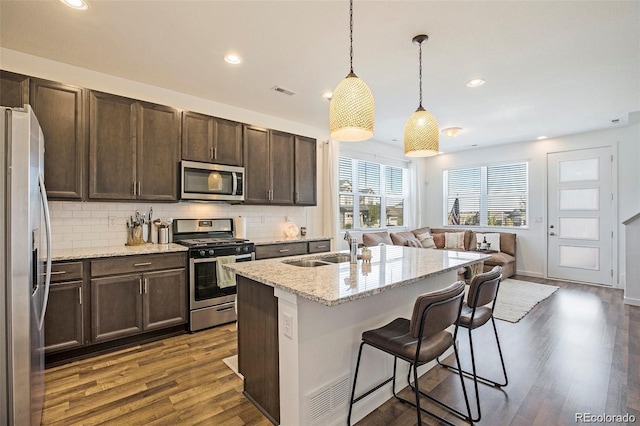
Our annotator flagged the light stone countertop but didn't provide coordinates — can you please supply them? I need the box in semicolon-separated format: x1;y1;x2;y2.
52;243;188;261
251;236;332;245
225;245;490;307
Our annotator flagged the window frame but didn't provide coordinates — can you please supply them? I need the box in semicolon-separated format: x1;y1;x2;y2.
443;161;529;229
339;156;407;231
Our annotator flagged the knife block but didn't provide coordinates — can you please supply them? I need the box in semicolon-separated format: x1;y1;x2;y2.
126;225;145;246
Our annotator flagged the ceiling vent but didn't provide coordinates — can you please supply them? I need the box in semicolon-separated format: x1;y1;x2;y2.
272;86;296;96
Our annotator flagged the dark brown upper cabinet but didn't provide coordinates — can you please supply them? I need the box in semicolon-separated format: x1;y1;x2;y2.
89;91;180;201
30;78;86;200
182;111;243;166
0;71;29;108
243;126;295;205
294;136;317;206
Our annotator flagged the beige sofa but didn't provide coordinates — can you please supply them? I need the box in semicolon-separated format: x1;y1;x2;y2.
362;227;516;279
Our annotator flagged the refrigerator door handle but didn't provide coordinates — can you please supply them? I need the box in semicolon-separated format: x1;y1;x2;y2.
37;173;52;331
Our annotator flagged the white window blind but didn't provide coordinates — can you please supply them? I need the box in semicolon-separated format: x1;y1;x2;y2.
444;162;528;228
339;157;407;230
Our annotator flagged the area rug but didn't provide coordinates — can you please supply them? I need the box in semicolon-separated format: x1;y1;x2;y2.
489;279;559;323
222;355;243;379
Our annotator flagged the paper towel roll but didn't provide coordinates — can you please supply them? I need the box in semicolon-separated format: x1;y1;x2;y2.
234;216;247;239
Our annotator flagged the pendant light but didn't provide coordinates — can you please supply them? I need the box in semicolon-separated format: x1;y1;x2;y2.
329;0;374;142
404;34;439;157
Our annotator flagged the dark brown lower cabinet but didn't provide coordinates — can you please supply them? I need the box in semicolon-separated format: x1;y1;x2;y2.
45;280;85;353
91;273;144;343
143;269;187;331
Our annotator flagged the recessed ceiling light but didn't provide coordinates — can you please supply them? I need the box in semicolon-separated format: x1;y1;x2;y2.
224;54;242;65
441;127;463;137
60;0;88;10
537;136;548;140
322;91;333;100
466;78;486;88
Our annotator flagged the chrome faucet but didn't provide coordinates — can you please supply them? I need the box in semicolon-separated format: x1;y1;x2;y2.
344;231;358;264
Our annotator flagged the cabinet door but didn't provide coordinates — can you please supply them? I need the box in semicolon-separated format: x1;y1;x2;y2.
44;281;84;353
181;111;213;163
294;136;317;205
213;117;243;166
137;102;180;201
89;91;137;200
243;125;271;204
0;71;29;108
142;268;187;331
91;274;143;343
269;130;295;204
30;78;85;200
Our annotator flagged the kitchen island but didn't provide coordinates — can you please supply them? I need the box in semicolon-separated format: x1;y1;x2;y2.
225;245;488;426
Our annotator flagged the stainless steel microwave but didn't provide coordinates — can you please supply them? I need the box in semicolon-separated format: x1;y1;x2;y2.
181;161;244;201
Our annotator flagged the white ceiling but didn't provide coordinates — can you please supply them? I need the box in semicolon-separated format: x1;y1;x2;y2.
1;0;638;153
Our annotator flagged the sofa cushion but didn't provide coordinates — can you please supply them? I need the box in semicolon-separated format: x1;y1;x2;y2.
445;232;465;249
406;240;423;248
411;226;431;238
416;232;436;249
390;231;421;247
500;233;517;256
432;233;445;248
362;231;393;246
483;252;515;267
476;232;501;252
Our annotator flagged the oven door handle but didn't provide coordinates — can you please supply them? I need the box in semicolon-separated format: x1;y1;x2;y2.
191;253;253;264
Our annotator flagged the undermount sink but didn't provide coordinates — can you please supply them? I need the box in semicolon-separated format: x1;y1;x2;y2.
286;260;331;268
318;254;352;263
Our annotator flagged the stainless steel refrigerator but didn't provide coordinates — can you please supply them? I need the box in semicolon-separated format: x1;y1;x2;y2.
1;105;52;425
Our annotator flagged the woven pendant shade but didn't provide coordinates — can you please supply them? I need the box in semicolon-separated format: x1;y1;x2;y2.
404;107;439;157
404;34;439;157
330;72;375;142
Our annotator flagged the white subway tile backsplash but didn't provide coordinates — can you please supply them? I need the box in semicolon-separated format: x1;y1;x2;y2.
49;201;311;249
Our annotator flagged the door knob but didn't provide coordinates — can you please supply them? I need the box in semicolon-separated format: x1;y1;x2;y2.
549;225;555;229
550;232;556;236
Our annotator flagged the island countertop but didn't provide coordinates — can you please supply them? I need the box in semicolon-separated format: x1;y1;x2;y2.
225;245;489;306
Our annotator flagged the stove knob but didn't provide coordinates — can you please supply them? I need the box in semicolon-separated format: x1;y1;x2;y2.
244;246;250;253
236;247;241;253
208;249;215;256
199;250;206;257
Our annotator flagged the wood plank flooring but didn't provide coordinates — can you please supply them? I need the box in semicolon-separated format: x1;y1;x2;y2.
42;276;640;425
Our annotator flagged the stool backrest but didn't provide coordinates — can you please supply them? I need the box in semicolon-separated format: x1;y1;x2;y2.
467;265;503;308
409;281;465;339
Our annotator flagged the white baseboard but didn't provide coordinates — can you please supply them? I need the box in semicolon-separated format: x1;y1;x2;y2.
515;270;544;278
624;297;640;307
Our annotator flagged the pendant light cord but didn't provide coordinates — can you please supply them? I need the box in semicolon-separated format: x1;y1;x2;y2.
418;40;423;109
349;0;354;74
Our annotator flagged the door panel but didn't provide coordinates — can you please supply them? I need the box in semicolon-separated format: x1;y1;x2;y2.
269;130;294;204
91;274;143;342
547;147;612;285
143;269;187;331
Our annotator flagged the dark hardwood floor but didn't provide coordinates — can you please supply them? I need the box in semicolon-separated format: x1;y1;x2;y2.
42;276;639;425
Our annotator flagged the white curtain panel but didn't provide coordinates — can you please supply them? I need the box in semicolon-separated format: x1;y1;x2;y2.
322;139;340;249
408;160;422;229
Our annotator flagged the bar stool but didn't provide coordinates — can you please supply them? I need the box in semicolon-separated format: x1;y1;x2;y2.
437;265;508;422
347;281;473;426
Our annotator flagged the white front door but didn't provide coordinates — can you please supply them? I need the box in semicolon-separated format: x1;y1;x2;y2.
547;147;613;285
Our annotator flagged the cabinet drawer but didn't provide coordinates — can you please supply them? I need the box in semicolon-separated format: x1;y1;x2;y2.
308;240;330;253
51;262;83;283
91;252;186;277
255;242;307;260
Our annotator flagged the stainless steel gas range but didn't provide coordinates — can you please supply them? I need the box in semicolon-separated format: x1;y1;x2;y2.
173;218;255;332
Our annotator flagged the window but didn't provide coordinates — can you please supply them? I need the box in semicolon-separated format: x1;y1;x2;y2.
444;162;528;228
339;157;407;229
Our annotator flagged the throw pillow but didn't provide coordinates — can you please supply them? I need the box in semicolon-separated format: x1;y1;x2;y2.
445;232;465;249
432;233;445;248
476;233;501;252
405;240;423;248
416;232;436;249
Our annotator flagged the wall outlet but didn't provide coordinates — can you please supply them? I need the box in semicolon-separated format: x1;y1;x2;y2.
108;216;118;229
283;312;293;339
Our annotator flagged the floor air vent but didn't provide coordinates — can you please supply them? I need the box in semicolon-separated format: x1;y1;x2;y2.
306;375;350;424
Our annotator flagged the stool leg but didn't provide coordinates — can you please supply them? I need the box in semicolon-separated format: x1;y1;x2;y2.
453;339;474;425
412;360;422;426
491;317;509;387
467;327;481;422
347;342;366;426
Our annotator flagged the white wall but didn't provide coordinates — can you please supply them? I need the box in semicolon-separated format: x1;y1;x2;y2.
1;48;332;247
419;123;640;286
